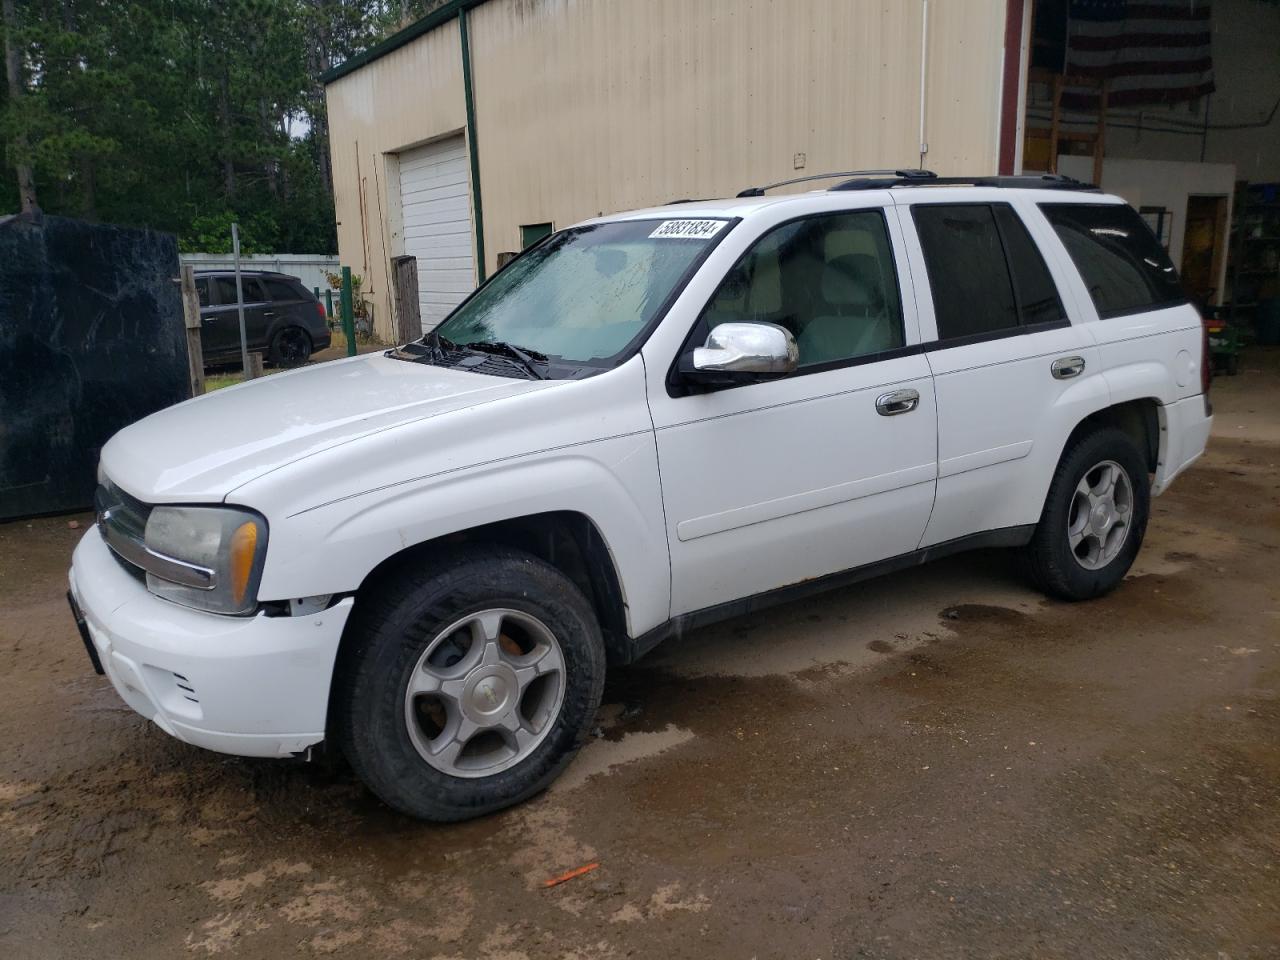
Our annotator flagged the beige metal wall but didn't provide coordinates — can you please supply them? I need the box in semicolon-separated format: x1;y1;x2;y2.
326;0;1010;340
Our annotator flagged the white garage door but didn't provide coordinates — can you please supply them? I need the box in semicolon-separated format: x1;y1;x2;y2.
399;135;476;332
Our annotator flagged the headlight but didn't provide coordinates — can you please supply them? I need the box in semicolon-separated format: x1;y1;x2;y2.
143;506;268;615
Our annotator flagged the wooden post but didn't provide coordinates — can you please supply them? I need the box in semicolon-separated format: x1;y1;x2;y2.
179;264;205;397
391;255;421;343
245;352;264;380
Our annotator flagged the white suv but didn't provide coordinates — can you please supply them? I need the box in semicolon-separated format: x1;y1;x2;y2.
69;172;1213;820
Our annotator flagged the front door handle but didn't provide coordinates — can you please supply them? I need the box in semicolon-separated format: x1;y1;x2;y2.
875;388;920;416
1051;356;1086;379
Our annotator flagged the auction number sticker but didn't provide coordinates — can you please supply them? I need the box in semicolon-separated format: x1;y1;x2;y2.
648;219;729;240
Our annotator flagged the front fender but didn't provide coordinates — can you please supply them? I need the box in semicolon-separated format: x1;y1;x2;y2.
256;433;671;637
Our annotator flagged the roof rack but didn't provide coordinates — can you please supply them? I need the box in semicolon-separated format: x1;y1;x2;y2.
829;172;1097;192
736;169;936;198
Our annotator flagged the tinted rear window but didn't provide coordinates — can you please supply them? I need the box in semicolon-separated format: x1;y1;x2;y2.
264;279;304;301
1041;203;1186;318
213;277;270;304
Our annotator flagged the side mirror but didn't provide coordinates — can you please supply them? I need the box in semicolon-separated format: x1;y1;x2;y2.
686;322;798;382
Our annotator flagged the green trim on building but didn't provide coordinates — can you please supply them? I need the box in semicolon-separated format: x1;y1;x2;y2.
321;0;488;85
459;7;486;282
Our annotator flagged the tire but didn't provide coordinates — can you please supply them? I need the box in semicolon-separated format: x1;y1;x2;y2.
268;326;312;367
1024;427;1150;602
334;546;606;821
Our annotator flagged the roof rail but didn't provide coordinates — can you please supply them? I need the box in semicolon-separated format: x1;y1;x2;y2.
736;169;936;198
829;172;1097;192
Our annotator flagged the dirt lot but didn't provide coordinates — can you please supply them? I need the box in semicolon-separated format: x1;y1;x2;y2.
2;352;1278;960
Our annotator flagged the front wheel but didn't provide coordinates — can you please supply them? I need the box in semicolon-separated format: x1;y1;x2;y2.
1024;428;1151;601
334;547;606;821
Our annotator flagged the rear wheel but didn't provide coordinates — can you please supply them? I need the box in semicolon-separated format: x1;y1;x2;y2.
335;547;606;821
1025;428;1150;601
269;326;312;367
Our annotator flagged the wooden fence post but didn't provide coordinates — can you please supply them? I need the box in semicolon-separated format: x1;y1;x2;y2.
391;255;421;343
179;264;205;397
245;352;264;380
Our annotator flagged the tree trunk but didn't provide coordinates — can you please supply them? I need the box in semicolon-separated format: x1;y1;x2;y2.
219;65;235;198
2;0;37;213
260;98;278;197
307;4;333;199
80;156;96;221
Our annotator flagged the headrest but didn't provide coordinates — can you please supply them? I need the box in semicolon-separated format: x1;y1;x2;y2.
821;254;881;308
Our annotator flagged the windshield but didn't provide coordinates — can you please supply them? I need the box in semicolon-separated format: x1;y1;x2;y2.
432;218;731;365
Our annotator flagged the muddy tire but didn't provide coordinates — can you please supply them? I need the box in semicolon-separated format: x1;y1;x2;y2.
1025;428;1150;602
268;326;312;367
333;546;606;821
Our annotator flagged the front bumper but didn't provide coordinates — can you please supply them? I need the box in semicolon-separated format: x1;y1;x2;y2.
68;528;353;758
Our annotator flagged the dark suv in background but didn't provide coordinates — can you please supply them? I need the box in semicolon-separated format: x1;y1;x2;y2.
195;271;332;367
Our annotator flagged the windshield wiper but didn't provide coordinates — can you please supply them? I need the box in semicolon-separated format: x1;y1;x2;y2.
461;340;550;380
424;329;457;359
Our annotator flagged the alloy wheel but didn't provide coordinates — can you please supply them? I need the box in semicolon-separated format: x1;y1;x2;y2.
1066;459;1134;570
403;609;566;779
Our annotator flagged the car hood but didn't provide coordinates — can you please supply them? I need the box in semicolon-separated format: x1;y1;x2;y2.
100;354;553;502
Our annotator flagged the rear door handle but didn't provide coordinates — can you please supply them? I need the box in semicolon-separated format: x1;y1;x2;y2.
875;388;920;416
1051;356;1085;379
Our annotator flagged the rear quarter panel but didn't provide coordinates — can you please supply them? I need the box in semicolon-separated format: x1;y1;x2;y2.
1019;197;1209;491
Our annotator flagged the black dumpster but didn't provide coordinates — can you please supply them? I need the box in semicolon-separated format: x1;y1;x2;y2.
0;214;189;520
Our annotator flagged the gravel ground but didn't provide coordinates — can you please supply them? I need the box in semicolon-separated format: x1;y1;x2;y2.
1;350;1277;960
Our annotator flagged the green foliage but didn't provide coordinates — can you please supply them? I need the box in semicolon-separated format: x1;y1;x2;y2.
0;0;445;252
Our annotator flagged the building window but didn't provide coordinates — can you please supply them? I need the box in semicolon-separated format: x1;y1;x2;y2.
520;223;553;248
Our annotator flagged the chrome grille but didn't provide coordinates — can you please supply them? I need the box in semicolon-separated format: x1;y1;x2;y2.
94;480;218;590
95;481;151;581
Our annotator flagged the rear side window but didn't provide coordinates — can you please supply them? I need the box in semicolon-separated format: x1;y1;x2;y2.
211;276;266;304
195;278;210;307
912;203;1064;342
263;279;303;301
1041;203;1186;318
994;206;1064;327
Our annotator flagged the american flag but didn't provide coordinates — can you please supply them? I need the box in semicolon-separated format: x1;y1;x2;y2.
1064;0;1215;109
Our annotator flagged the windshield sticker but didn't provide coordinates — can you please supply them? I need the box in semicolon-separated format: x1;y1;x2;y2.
648;219;729;240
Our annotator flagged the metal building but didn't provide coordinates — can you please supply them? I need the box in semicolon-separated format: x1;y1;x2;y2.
324;0;1279;341
323;0;1018;339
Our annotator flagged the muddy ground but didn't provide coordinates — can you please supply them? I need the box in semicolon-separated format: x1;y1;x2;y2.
2;352;1278;960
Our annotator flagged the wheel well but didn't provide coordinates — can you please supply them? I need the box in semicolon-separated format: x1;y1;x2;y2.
344;511;631;663
1065;398;1160;473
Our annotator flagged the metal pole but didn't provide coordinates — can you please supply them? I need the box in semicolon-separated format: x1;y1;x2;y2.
340;266;356;357
231;222;251;377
